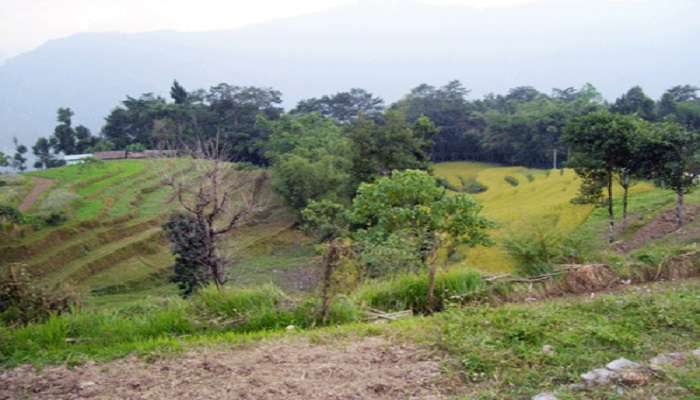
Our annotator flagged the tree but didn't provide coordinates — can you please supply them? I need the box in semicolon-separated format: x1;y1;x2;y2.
349;170;492;311
347;110;435;185
645;122;700;228
293;88;384;124
564;111;639;243
51;108;77;155
264;113;353;211
657;85;699;118
0;151;8;168
170;80;189;104
11;137;28;172
611;86;656;121
32;137;63;169
161;138;268;295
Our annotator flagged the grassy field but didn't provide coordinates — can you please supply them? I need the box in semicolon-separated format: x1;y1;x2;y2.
433;162;657;272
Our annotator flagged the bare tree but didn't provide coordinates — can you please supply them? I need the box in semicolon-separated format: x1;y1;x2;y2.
157;136;268;293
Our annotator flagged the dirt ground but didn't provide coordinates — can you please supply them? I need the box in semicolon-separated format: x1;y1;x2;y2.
615;205;700;253
18;177;55;212
0;337;453;400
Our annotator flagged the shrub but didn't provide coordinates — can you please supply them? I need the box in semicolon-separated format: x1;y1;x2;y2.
42;211;68;226
504;175;519;187
503;229;560;277
435;176;460;192
459;176;488;194
0;266;80;326
354;269;486;313
526;173;535;182
0;205;23;225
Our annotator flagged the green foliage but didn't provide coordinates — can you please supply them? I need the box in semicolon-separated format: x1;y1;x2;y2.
292;88;384;124
162;212;214;296
354;269;485;313
347;111;435;185
503;228;595;277
301;199;350;240
266;113;353;211
0;266;80;326
0;151;8;167
0;205;23;225
125;143;146;152
503;175;519;186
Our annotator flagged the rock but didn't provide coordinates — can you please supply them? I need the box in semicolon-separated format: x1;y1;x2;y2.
581;368;619;386
692;349;700;359
606;358;641;372
542;345;554;356
285;325;296;331
532;392;558;400
78;381;96;390
649;352;686;370
620;370;650;386
568;383;587;391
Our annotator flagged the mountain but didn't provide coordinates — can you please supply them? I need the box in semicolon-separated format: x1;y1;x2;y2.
1;0;699;152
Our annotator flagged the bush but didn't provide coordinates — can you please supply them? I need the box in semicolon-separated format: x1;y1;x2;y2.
435;176;460;192
459;176;488;194
42;211;68;226
526;173;535;182
0;205;23;225
504;175;519;187
0;266;80;326
503;229;560;277
354;269;486;313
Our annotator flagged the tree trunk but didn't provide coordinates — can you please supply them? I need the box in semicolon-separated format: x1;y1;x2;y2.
552;148;558;170
622;173;629;231
320;241;339;324
676;190;685;229
426;243;440;313
607;168;615;243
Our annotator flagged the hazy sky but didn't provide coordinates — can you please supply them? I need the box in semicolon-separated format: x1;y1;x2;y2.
0;0;541;62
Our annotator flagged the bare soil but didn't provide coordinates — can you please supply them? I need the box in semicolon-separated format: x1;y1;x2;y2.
0;337;453;400
18;177;55;212
615;205;700;253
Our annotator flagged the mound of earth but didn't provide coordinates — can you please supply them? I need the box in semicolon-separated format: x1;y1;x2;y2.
0;337;453;400
616;205;700;253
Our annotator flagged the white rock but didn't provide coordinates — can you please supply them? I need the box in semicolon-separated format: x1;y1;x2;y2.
649;353;686;370
606;358;641;372
286;325;296;331
692;349;700;359
78;381;96;390
532;392;558;400
581;368;619;386
542;345;554;356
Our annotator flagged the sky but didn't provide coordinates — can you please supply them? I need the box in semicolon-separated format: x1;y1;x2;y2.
0;0;541;62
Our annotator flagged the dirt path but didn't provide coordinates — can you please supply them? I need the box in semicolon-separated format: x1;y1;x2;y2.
0;337;453;400
615;205;700;253
18;177;55;212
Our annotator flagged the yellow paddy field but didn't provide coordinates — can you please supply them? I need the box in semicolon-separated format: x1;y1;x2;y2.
433;162;654;273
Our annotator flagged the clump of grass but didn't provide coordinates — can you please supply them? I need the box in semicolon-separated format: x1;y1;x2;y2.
459;176;488;194
504;175;519;187
354;269;485;313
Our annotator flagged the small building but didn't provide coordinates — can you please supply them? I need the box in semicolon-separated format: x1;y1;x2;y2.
64;154;94;165
94;151;127;161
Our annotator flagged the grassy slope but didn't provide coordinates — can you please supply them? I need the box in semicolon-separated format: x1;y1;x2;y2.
1;160;318;308
433;162;656;272
2;279;698;399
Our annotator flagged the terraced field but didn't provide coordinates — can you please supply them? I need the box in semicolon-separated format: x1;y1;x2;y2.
433;162;656;272
0;160;319;307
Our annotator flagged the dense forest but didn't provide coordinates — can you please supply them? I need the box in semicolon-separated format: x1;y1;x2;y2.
4;81;698;173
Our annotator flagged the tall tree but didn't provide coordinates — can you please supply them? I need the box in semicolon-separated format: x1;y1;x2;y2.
11;137;28;172
564;111;639;243
51;108;77;155
645;122;700;228
0;151;8;168
657;85;699;118
292;88;384;124
32;137;63;169
611;86;656;121
346;110;435;185
170;80;189;104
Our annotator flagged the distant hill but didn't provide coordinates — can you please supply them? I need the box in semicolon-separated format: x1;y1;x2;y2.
1;0;699;151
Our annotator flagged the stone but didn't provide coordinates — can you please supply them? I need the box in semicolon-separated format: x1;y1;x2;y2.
606;358;641;372
649;352;686;370
581;368;619;386
78;381;96;390
285;325;296;331
620;370;650;386
532;392;558;400
568;383;587;391
692;349;700;359
542;345;554;356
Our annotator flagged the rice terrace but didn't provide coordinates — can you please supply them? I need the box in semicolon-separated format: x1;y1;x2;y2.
1;1;700;399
